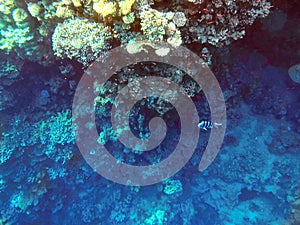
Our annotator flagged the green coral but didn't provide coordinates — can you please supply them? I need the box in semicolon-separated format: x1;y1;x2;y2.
0;0;15;15
0;110;75;165
26;2;41;18
0;3;35;53
10;191;30;211
0;115;34;165
123;12;135;24
34;110;75;163
12;8;28;23
163;179;183;195
140;8;168;42
52;18;112;65
0;135;13;165
0;25;34;52
143;210;166;225
0;57;23;85
0;0;48;61
97;125;118;145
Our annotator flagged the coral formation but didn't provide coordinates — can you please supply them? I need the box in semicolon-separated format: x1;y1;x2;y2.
139;7;183;47
0;1;34;53
2;1;299;225
163;179;183;195
0;110;75;165
288;63;300;84
52;18;112;65
35;110;75;163
0;0;272;66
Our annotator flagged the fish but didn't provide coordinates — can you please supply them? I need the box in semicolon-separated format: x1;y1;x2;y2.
198;120;213;130
198;120;222;130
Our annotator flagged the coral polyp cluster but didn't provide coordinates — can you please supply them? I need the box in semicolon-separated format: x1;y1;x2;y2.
52;17;112;65
0;0;272;66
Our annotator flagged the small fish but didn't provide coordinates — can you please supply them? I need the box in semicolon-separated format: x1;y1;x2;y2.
198;120;222;130
198;120;213;130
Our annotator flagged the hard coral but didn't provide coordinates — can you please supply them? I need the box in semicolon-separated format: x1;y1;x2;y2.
119;0;136;15
93;0;117;17
52;18;112;65
139;7;183;47
0;2;35;53
0;0;272;67
92;0;136;18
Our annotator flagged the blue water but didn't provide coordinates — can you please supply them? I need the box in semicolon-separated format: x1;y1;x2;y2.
1;4;300;225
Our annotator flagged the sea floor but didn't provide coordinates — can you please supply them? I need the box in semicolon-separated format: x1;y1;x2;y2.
1;33;300;225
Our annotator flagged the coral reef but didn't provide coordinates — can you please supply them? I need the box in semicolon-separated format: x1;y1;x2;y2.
0;1;34;53
52;18;112;65
266;129;300;155
0;110;74;165
0;0;50;63
163;179;183;195
34;110;75;163
288;188;300;225
1;1;300;225
139;7;183;47
0;0;272;66
0;57;23;85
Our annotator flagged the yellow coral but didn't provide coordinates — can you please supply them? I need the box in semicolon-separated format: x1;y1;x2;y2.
119;0;135;15
27;3;41;18
38;23;50;37
122;12;135;24
0;0;15;15
93;0;116;17
52;18;112;65
55;5;74;18
72;0;82;7
12;8;28;22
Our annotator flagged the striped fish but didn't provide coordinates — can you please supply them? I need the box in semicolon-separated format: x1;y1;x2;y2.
198;120;213;130
198;120;222;130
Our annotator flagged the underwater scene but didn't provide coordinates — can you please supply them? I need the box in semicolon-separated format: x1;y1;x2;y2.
0;0;300;224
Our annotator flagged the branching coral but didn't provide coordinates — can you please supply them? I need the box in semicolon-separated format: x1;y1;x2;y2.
139;7;183;47
0;0;272;66
0;56;23;86
0;109;75;165
34;110;75;163
177;0;272;47
52;18;112;65
0;1;35;53
92;0;136;18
